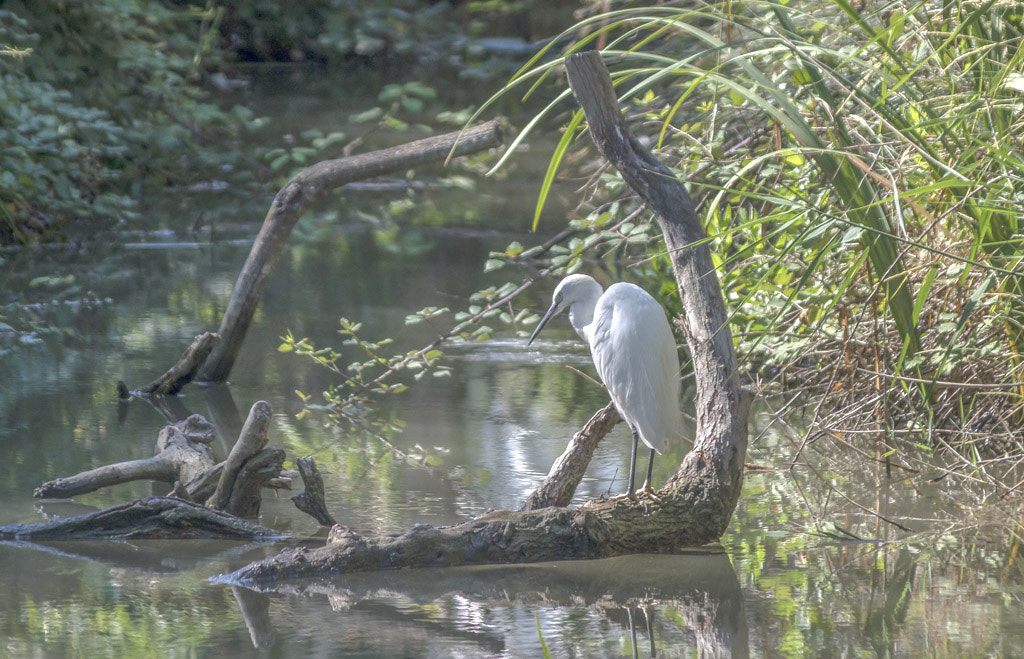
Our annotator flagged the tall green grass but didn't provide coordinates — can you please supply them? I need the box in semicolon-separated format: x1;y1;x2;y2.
485;0;1024;452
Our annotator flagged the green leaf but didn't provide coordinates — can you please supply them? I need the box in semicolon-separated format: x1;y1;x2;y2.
401;97;424;113
351;107;384;123
378;85;403;102
912;266;938;326
533;109;585;231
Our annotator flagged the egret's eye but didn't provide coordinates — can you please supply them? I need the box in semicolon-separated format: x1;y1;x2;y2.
555;293;563;304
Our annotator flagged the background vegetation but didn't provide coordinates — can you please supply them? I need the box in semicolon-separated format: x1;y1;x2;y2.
0;1;260;244
471;0;1024;477
4;4;1024;653
4;0;1024;472
287;0;1024;480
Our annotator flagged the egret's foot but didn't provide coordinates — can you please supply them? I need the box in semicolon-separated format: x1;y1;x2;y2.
636;483;661;502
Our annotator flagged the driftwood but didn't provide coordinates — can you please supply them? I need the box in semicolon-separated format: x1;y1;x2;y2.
34;414;217;499
221;51;747;587
197;121;505;383
139;331;220;395
0;497;279;540
291;457;337;526
32;403;291;530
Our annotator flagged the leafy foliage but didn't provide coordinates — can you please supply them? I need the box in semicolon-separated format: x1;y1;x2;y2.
471;0;1024;459
217;0;571;63
0;1;257;243
278;0;1023;468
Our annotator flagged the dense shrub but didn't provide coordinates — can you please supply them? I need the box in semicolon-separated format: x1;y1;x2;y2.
0;2;255;243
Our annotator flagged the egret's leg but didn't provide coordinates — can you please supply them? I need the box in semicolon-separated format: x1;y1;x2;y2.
642;448;656;491
627;426;640;495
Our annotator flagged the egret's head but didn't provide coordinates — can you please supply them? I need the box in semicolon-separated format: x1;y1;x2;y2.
527;274;603;345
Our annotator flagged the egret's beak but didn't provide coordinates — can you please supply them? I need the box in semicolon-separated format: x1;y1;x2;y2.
527;302;561;345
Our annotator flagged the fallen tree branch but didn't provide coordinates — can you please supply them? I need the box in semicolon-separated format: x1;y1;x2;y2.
199;121;505;383
521;402;620;511
139;332;220;395
34;415;217;499
0;497;281;540
34;403;286;525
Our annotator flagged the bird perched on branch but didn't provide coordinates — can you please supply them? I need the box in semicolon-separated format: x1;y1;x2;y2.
527;274;683;496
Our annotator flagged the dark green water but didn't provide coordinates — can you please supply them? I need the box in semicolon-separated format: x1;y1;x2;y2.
1;68;1023;657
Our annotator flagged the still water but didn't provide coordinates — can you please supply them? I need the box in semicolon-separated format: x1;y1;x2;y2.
3;70;1024;657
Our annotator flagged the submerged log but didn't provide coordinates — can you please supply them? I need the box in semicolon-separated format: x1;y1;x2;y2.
199;121;504;383
0;497;280;540
223;51;748;586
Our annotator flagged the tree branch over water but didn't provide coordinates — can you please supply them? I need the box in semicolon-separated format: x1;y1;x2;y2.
197;121;504;384
222;51;749;586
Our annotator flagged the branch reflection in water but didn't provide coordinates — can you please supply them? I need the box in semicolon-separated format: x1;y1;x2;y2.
227;550;748;656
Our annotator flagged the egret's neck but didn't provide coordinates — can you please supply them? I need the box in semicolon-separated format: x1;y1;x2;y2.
567;294;600;342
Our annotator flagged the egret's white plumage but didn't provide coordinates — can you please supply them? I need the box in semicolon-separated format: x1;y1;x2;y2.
528;274;683;494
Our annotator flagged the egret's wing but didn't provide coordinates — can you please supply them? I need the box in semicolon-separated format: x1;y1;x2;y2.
588;284;682;454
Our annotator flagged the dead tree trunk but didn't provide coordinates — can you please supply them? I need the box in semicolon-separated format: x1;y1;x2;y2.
222;52;748;587
198;121;504;383
564;51;747;509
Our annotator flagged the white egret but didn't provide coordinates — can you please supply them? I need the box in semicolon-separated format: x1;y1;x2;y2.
528;274;683;495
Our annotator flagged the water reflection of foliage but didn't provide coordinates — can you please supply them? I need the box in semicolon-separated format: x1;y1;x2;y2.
1;564;244;657
728;424;1024;658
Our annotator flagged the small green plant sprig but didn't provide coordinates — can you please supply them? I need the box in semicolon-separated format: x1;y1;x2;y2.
280;272;548;424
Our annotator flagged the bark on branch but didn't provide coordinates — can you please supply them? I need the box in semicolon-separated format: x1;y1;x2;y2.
198;121;504;383
223;52;748;587
291;457;337;526
521;402;620;511
207;401;272;511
